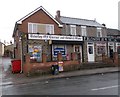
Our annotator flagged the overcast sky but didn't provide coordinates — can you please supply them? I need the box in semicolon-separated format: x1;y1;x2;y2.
0;0;119;44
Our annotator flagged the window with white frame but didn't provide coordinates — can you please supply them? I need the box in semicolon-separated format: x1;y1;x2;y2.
97;28;102;37
46;24;54;34
28;23;54;34
96;43;106;55
70;25;76;35
81;26;87;36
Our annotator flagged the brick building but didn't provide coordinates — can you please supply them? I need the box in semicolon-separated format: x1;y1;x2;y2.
13;6;83;74
56;11;107;62
107;28;120;55
12;6;119;74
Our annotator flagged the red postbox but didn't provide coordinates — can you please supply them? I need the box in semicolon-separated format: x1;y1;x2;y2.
11;59;21;73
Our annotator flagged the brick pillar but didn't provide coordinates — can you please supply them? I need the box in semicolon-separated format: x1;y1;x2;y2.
102;53;106;63
26;53;30;63
78;52;81;63
24;53;31;76
57;53;62;61
71;52;76;61
42;53;47;63
113;52;118;66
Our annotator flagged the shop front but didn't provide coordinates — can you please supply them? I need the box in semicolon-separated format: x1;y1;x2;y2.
83;36;108;62
116;42;120;55
28;33;83;62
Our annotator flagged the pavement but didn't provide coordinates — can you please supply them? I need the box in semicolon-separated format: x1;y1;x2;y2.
1;57;120;86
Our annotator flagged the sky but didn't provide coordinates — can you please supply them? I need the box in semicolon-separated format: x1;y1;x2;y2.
0;0;119;44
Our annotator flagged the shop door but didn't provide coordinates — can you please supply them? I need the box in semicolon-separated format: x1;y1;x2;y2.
108;46;114;58
108;42;114;58
87;43;95;62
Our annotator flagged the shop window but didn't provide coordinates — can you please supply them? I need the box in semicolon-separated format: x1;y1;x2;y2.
117;46;120;54
28;45;42;62
96;43;106;55
97;46;106;55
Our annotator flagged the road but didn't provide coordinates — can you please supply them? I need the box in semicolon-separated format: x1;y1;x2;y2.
2;72;119;95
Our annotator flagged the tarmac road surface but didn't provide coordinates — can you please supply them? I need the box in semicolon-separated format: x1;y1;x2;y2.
2;72;119;95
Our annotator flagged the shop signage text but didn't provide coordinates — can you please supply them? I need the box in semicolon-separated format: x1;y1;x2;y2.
84;37;117;42
28;34;83;41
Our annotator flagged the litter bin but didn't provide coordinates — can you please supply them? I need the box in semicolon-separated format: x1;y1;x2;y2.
51;64;59;75
11;59;21;73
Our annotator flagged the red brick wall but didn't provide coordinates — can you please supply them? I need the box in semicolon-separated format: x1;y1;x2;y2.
18;10;61;34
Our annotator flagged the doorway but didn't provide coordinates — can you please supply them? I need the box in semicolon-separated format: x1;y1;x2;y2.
108;42;114;58
87;42;95;62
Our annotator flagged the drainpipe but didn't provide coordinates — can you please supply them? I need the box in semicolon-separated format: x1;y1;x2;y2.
20;34;23;73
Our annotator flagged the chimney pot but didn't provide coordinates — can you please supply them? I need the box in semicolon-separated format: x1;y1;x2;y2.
56;10;60;18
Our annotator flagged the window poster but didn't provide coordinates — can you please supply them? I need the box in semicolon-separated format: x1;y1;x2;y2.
53;45;66;57
28;45;42;62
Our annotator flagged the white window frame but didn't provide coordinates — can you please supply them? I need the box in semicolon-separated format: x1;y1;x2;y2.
81;26;87;36
97;28;102;37
70;25;76;35
28;23;54;34
96;43;107;55
46;24;54;34
116;43;120;52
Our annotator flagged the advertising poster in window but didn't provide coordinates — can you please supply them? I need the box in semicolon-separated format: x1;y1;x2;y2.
28;45;42;62
54;48;65;56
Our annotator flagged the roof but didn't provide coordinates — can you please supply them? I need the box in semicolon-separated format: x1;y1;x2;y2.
60;16;104;27
13;6;63;37
0;42;5;45
107;28;120;36
17;6;63;27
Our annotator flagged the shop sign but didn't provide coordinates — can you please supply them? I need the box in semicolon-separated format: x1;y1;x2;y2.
84;36;117;42
96;43;106;46
54;48;65;56
28;34;83;41
84;37;107;41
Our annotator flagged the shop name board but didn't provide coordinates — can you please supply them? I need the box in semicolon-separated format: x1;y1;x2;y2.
84;37;117;42
28;34;83;41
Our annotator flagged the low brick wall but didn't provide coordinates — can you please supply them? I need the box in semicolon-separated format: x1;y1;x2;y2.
23;53;81;76
102;52;119;66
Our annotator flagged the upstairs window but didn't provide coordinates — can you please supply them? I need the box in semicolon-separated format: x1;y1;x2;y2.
70;25;76;35
97;28;102;37
28;23;54;34
46;25;54;34
81;26;87;36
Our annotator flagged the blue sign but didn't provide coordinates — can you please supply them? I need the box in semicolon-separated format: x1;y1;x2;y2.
54;48;65;56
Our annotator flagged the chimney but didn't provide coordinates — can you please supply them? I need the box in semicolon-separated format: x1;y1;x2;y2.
56;10;60;18
102;23;106;27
